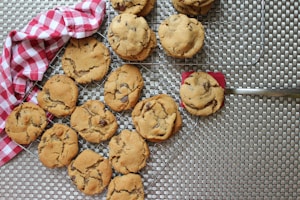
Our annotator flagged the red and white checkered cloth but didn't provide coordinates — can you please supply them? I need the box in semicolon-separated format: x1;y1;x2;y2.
0;0;106;167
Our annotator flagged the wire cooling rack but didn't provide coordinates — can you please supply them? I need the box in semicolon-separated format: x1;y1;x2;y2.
15;0;265;199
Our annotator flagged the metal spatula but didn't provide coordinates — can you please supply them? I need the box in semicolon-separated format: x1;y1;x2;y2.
225;88;300;98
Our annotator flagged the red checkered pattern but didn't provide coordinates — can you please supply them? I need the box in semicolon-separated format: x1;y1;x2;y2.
0;0;106;167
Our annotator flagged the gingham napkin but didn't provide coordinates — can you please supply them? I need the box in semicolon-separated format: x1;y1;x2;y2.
0;0;106;167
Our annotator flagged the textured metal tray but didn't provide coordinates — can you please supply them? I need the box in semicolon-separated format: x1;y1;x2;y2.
1;0;300;199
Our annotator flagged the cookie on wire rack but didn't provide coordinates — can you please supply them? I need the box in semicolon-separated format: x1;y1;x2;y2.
104;64;144;112
68;149;112;196
5;102;48;145
107;13;156;61
37;74;78;118
70;100;118;143
109;129;150;174
61;36;111;84
109;0;156;16
106;173;145;200
38;123;79;168
158;14;205;59
172;0;215;16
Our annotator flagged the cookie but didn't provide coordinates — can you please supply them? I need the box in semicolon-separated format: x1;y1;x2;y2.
138;0;156;17
180;71;224;116
70;100;118;143
37;74;78;117
158;14;205;58
62;36;110;84
172;0;214;16
132;94;182;142
110;0;148;15
107;13;151;59
5;102;47;145
106;173;144;200
109;129;150;174
38;123;79;168
68;149;112;196
104;64;144;112
116;29;157;61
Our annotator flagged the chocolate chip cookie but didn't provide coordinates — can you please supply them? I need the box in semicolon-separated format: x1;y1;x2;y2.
68;149;112;196
109;129;150;174
107;13;155;61
37;74;78;117
158;14;205;58
5;102;48;145
180;71;224;116
132;94;182;142
106;173;145;200
70;100;118;143
62;36;110;84
38;123;79;168
109;0;148;15
172;0;214;16
104;64;144;112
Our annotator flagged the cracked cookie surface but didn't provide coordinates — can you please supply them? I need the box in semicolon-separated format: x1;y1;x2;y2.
68;149;112;196
110;0;147;15
62;37;110;84
37;74;79;117
38;123;79;168
106;173;144;200
116;29;157;61
109;129;150;174
70;100;118;143
158;14;205;58
5;102;48;145
104;64;144;112
132;94;182;142
180;71;224;116
107;13;151;58
172;0;214;16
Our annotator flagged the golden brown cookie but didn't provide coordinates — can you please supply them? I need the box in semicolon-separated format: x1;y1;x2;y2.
180;71;224;116
137;0;156;16
107;13;151;59
172;0;214;16
5;102;47;145
70;100;118;143
104;64;144;112
37;74;78;117
109;129;150;174
132;94;182;142
116;29;157;61
38;123;79;168
62;37;110;84
109;0;148;15
106;173;145;200
68;149;112;196
158;14;205;58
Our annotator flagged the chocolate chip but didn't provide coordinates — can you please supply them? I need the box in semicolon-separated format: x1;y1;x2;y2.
99;120;108;127
116;3;126;11
121;95;128;103
145;102;152;111
120;83;129;88
203;82;210;91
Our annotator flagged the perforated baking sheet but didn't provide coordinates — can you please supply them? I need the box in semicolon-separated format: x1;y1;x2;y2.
1;0;300;199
